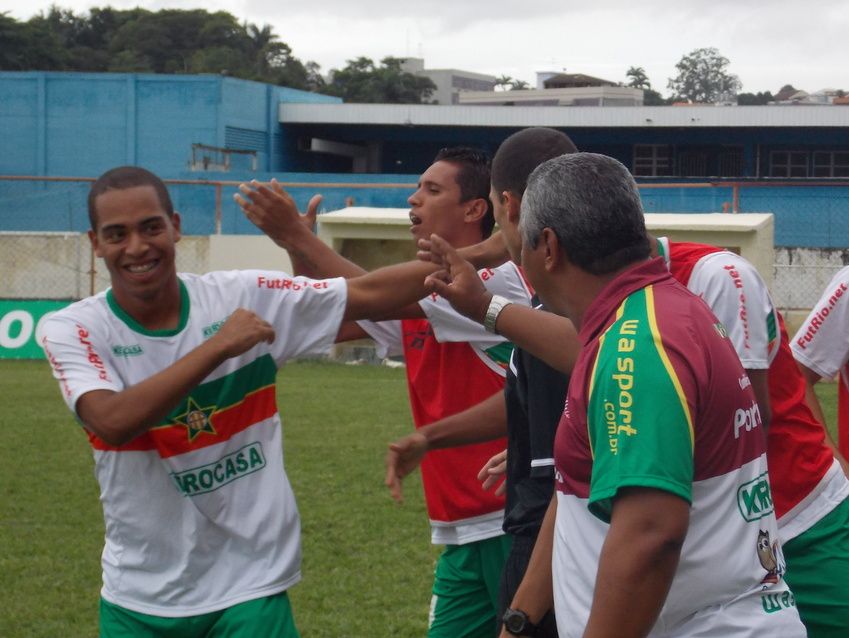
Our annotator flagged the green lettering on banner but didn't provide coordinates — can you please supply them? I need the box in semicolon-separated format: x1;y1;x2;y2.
0;300;72;360
170;442;267;497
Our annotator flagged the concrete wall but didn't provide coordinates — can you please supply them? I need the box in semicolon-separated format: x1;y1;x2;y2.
0;229;845;356
5;213;840;304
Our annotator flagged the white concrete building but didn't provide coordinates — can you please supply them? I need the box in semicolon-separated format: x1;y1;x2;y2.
400;58;497;105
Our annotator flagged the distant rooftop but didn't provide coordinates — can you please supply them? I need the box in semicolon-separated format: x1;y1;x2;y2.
543;73;618;89
279;103;849;128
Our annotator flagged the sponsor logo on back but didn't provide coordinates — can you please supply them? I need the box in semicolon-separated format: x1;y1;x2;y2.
737;472;774;522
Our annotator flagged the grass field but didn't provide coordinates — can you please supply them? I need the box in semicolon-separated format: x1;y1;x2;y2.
0;360;839;637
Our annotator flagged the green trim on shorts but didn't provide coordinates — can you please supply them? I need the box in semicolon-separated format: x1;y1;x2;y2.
99;591;299;638
782;496;849;638
428;535;512;638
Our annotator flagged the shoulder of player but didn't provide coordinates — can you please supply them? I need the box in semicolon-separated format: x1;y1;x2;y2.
478;261;533;300
815;266;849;305
43;293;110;332
609;281;712;345
193;269;343;295
690;251;767;290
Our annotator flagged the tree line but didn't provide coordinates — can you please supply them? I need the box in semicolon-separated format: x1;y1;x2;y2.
0;7;436;103
1;10;834;105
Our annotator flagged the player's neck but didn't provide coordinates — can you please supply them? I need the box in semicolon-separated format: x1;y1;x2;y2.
111;278;183;332
449;227;485;250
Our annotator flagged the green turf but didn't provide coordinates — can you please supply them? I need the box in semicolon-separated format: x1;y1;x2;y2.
0;361;841;637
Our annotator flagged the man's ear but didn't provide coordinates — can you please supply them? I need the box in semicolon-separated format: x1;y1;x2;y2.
502;191;522;225
540;227;564;272
171;212;182;243
464;197;488;223
88;229;103;258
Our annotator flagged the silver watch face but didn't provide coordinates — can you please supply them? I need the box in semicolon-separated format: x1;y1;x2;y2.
504;610;528;633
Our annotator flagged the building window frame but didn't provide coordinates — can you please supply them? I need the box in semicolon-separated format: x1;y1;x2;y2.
769;150;809;178
633;144;673;177
812;151;849;178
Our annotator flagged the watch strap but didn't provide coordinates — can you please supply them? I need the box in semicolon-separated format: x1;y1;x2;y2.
483;294;512;334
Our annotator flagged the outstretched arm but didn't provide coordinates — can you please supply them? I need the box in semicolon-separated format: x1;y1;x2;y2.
237;180;432;319
235;180;367;279
418;232;510;271
424;234;579;373
236;182;514;322
385;391;507;502
74;310;275;446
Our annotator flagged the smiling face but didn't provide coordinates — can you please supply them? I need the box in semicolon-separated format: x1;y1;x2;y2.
407;160;472;245
89;185;181;309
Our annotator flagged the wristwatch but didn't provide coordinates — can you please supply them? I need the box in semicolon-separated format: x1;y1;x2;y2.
484;294;512;334
502;608;539;636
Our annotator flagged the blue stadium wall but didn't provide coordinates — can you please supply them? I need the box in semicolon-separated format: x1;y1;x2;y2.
0;71;340;177
2;72;848;246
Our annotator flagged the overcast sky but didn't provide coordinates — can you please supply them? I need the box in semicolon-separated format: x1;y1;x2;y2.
12;0;848;95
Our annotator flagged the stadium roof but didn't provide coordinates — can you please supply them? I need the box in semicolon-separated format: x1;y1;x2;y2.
279;103;849;128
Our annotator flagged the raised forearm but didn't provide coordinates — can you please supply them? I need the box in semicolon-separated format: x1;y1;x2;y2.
77;338;229;446
495;305;579;374
344;260;440;321
77;309;274;446
459;232;510;269
284;224;367;279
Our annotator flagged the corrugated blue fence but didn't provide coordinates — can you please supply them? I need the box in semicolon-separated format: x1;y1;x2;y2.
1;176;847;247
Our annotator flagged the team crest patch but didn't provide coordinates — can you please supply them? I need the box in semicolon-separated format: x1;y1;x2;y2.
173;396;217;441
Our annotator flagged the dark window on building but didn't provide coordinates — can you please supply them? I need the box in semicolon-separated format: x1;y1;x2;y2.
633;145;673;176
678;151;709;177
770;151;809;178
813;151;849;177
718;149;744;177
451;76;495;91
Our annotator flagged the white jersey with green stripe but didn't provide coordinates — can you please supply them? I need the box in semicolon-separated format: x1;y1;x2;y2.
42;270;347;617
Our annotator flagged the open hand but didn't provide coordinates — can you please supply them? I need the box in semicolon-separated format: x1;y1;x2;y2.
384;431;429;503
234;179;320;248
478;449;507;496
424;234;492;323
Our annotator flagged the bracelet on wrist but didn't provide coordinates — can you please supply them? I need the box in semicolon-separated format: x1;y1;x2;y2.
483;294;512;334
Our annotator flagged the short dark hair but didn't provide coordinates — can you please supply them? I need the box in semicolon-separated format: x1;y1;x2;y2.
491;128;578;198
433;147;495;238
88;166;174;230
520;153;650;275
